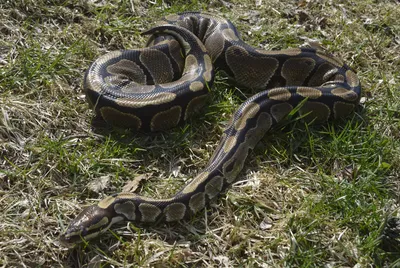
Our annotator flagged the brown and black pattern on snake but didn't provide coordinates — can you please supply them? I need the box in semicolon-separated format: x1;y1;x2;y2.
61;11;361;244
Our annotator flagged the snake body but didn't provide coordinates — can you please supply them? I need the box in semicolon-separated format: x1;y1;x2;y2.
60;12;361;244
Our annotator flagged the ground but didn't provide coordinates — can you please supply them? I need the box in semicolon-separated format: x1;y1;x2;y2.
0;0;399;267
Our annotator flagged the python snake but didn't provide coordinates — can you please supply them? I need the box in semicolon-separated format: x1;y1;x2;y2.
60;12;361;244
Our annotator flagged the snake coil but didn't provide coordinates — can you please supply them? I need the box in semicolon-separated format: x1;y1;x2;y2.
60;12;361;244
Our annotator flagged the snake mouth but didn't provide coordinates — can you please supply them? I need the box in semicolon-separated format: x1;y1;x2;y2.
59;225;105;246
59;235;78;248
59;227;89;246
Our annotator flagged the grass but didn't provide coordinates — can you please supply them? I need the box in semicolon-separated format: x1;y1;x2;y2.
1;0;399;266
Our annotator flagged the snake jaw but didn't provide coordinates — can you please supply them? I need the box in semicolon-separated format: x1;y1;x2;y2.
60;205;114;245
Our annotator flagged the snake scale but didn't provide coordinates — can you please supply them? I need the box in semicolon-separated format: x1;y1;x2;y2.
60;12;361;244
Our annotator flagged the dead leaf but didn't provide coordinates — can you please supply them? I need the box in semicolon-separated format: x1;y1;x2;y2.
172;165;181;177
260;216;273;230
122;174;151;193
335;164;358;181
87;175;110;193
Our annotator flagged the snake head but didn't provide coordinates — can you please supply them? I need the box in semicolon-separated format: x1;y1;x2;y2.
60;205;119;245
